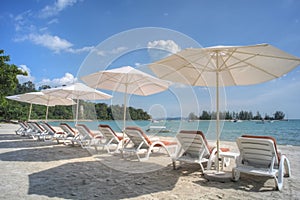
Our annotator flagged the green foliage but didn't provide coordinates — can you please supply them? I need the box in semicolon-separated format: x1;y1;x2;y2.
199;111;211;120
15;81;36;94
0;49;151;121
188;112;198;120
0;50;27;120
191;110;286;121
274;111;285;120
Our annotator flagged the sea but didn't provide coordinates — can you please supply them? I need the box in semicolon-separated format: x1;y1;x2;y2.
49;119;300;146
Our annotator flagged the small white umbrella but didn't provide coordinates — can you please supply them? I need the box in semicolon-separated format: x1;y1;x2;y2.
6;92;75;121
42;83;112;124
81;66;171;130
149;43;300;171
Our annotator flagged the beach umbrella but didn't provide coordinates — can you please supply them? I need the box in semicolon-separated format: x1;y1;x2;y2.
148;43;300;171
81;66;171;130
42;83;112;124
6;92;75;121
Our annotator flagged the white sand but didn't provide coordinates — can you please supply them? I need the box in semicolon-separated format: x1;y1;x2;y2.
0;123;299;199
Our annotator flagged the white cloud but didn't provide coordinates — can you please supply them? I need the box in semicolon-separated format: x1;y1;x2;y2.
16;33;93;54
147;40;181;54
94;46;128;57
39;0;78;18
147;40;181;61
11;1;90;54
17;65;35;83
12;10;34;32
47;18;59;25
67;46;95;54
28;33;73;53
37;73;77;87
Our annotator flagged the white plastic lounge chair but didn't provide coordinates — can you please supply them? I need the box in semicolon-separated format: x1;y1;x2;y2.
97;124;125;153
172;130;229;172
75;124;103;149
232;135;291;191
122;126;177;161
173;130;213;172
59;123;78;145
40;122;65;143
27;122;47;141
15;121;30;136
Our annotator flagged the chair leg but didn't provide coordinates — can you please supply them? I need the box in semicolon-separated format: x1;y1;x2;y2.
172;161;176;170
199;163;205;173
276;155;291;191
274;176;282;191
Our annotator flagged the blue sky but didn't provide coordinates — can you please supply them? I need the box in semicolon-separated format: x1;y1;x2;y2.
1;0;300;119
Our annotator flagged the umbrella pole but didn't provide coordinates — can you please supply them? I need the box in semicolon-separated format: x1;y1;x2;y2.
216;71;220;172
46;106;49;122
75;99;79;125
123;84;128;131
121;85;128;157
28;103;32;121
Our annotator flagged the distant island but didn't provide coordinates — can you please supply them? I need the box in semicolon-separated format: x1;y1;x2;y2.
187;110;286;121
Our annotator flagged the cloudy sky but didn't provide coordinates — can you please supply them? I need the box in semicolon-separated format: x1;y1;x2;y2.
1;0;300;119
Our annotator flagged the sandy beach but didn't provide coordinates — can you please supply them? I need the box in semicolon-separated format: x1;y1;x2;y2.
0;123;299;200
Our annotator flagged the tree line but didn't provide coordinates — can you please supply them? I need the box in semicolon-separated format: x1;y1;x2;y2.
0;50;151;121
188;110;286;121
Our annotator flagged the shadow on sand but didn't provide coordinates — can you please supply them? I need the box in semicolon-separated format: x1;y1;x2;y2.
27;161;200;199
194;173;278;192
0;145;91;162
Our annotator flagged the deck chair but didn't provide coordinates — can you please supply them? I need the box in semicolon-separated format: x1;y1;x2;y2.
172;130;229;172
232;135;291;191
122;126;177;161
27;122;47;141
15;121;30;136
75;124;103;149
59;123;78;145
40;122;65;143
97;124;124;153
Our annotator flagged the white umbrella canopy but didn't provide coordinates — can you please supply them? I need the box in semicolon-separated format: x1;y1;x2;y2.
42;83;112;100
149;43;300;171
6;92;75;121
42;83;112;124
149;44;300;86
81;66;171;130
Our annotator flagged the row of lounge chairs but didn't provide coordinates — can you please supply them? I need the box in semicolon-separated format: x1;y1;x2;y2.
14;121;291;191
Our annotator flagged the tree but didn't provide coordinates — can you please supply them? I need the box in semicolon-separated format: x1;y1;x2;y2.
199;111;211;120
274;111;285;120
15;81;36;94
188;112;198;120
0;50;27;120
38;85;51;91
253;111;262;120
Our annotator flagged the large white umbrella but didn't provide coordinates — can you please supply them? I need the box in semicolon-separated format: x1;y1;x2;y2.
81;66;171;130
42;83;112;124
6;92;75;121
149;43;300;171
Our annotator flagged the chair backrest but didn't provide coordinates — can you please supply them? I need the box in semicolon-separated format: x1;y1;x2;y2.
40;122;56;134
19;121;29;129
29;122;45;133
237;135;279;167
176;130;211;158
98;124;121;143
75;124;95;139
60;123;76;136
125;126;151;149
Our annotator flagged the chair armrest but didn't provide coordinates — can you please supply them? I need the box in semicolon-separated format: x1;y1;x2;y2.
149;137;160;142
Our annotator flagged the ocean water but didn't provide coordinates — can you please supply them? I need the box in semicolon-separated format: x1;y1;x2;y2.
49;119;300;146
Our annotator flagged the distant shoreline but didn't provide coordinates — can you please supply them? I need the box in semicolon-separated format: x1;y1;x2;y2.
4;119;300;123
